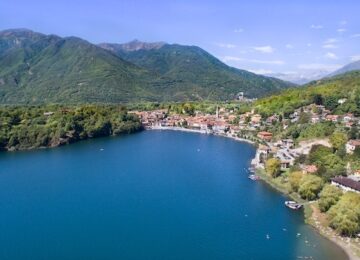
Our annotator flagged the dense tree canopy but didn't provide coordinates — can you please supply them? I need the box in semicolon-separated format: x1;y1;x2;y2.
318;184;343;212
0;105;142;151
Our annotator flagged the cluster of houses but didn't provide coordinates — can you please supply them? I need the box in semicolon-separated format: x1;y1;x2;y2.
289;103;360;128
132;108;238;135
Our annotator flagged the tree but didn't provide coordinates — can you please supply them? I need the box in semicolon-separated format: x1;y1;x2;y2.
265;158;281;178
329;132;348;151
319;154;346;181
327;192;360;236
324;96;338;111
313;94;324;105
288;171;304;192
298;175;323;200
318;184;343;212
348;126;359;140
299;112;310;124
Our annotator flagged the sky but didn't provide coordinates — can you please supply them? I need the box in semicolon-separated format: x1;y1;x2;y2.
1;0;360;78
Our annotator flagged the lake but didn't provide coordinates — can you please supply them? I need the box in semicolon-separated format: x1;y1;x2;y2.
0;130;347;259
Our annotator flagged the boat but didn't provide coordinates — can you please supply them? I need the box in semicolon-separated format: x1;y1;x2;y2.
248;174;260;181
285;201;302;210
248;166;255;173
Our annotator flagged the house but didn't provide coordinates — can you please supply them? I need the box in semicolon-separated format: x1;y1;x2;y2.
338;98;347;104
343;113;354;123
281;139;294;149
257;131;273;141
302;165;318;174
346;140;360;154
251;114;262;124
311;115;320;124
331;176;360;193
280;160;291;169
326;115;340;122
257;145;272;164
43;112;54;116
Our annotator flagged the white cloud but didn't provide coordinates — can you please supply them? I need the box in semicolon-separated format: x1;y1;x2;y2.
351;55;360;62
298;63;341;71
307;43;312;47
351;34;360;38
285;44;294;49
223;56;242;62
311;25;323;29
324;52;338;59
324;38;338;44
322;44;338;49
340;20;347;25
215;43;236;48
234;28;244;33
249;69;273;75
252;45;274;53
337;28;347;33
222;56;284;65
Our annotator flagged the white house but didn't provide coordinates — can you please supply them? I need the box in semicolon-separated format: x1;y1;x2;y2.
346;140;360;154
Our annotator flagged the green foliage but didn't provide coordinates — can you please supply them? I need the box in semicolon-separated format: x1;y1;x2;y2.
298;175;324;200
318;184;343;212
254;71;360;117
265;158;281;178
298;122;335;140
308;145;345;181
0;105;142;151
327;192;360;236
288;171;304;192
329;131;348;151
0;29;293;104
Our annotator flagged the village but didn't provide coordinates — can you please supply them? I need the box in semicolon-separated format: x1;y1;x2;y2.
132;99;360;195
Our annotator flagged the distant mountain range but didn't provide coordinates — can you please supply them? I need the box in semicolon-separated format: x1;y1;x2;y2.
0;29;294;104
327;60;360;78
266;60;360;84
265;71;330;85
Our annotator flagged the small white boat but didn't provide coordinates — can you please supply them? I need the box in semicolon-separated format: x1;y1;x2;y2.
248;174;260;181
285;201;302;210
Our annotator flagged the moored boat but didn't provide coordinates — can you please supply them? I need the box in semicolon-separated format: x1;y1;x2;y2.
285;201;302;210
248;174;260;181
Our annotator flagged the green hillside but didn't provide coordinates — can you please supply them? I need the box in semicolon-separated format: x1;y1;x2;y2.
0;29;155;104
100;41;295;100
254;71;360;116
0;29;294;104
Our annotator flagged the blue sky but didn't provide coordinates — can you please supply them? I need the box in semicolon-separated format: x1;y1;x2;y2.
1;0;360;77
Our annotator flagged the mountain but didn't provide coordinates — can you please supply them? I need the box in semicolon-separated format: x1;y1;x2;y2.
255;71;360;116
98;40;295;99
328;60;360;77
0;29;294;104
0;29;156;104
265;71;330;85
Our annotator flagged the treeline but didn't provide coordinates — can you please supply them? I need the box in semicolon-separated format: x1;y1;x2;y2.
254;71;360;117
0;105;142;151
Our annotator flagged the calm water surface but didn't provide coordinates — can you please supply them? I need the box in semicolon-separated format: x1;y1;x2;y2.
0;130;347;259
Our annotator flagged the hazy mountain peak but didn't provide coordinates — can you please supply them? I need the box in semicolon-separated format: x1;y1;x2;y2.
328;60;360;78
99;40;166;52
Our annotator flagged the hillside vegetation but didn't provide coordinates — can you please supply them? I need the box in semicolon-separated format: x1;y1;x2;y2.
0;105;142;151
254;71;360;116
0;28;294;104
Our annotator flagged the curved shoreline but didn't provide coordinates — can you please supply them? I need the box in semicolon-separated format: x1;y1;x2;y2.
147;126;356;260
147;126;255;145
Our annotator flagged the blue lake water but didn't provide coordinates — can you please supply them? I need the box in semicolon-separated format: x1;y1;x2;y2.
0;130;347;259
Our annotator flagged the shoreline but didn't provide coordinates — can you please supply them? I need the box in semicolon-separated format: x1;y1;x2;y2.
255;170;359;260
147;126;256;145
148;126;357;260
